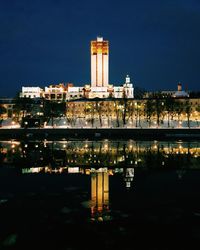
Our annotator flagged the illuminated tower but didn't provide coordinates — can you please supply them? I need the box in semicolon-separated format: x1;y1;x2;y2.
91;37;109;87
91;169;109;220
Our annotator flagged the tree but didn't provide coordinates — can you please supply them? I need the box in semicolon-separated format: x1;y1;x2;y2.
125;100;135;127
145;99;155;127
84;101;95;127
135;101;143;127
44;100;66;127
114;100;120;127
121;91;128;127
196;105;200;127
175;100;184;127
0;105;6;117
165;97;176;127
0;105;6;127
13;96;34;121
95;99;103;127
184;100;192;128
154;98;165;127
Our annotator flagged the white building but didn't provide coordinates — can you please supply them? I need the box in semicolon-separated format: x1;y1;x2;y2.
20;87;43;98
68;86;84;99
44;84;66;100
123;75;134;98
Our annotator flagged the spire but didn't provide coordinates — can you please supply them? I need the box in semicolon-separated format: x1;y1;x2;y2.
177;82;182;91
125;75;131;84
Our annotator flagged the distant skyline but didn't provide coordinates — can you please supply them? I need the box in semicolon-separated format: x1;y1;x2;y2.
0;0;200;97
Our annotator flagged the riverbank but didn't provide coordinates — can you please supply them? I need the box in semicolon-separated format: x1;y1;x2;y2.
0;127;200;140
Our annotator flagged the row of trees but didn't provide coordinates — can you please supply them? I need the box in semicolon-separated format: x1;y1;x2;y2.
9;96;200;128
144;97;194;128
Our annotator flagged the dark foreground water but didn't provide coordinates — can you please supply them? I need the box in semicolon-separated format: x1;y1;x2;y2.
0;140;200;249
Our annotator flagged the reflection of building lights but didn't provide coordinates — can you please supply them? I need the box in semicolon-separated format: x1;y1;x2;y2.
108;170;113;175
85;169;90;175
91;170;109;221
68;167;79;173
124;168;134;189
126;182;131;188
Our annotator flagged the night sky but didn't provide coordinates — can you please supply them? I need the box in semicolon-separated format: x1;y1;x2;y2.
0;0;200;97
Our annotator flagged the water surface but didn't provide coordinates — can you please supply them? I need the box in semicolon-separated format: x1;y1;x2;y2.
0;139;200;249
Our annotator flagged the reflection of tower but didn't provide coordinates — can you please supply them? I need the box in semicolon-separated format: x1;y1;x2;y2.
91;37;109;87
124;168;134;189
91;169;109;221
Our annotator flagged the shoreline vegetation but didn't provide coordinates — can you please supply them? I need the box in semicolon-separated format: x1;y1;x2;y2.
0;127;199;140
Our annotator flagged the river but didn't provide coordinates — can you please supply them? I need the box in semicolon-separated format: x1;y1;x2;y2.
0;139;200;249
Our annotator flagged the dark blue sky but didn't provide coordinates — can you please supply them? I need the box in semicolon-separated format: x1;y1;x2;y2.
0;0;200;97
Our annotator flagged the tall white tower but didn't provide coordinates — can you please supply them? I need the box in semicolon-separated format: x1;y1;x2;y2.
91;37;109;87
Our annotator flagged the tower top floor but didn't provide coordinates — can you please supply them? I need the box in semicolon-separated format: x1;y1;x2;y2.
91;37;109;55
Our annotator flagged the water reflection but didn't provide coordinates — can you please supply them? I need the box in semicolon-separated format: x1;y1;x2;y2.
1;140;200;250
91;169;109;221
0;140;199;169
0;139;199;221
